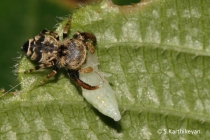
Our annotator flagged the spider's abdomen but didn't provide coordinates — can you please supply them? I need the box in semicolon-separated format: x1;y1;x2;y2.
58;39;86;69
21;34;59;63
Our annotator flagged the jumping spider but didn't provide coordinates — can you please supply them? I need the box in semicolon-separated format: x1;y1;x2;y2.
21;19;98;90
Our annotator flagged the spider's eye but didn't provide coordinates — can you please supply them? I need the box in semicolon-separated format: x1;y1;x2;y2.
21;40;29;53
73;33;78;39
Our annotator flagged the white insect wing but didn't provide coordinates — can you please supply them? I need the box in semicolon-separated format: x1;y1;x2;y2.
80;52;121;121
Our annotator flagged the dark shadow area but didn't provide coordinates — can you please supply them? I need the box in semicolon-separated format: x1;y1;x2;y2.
112;0;141;6
62;68;83;95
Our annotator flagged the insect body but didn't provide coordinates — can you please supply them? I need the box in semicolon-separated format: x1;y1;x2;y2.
21;20;98;90
80;52;121;121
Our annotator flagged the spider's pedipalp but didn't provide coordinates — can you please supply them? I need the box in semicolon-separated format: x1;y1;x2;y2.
67;69;98;90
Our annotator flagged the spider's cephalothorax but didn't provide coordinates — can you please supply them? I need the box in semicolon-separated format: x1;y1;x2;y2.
21;19;98;90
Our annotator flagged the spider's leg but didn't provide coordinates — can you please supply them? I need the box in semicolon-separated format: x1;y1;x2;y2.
40;66;58;85
67;69;98;90
24;61;55;73
75;32;96;53
40;29;59;40
63;19;71;39
24;61;57;85
79;67;93;73
80;32;97;46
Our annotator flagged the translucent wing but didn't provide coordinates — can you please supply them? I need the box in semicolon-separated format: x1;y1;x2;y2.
80;52;121;121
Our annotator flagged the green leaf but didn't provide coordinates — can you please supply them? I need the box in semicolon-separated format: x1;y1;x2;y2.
1;0;210;139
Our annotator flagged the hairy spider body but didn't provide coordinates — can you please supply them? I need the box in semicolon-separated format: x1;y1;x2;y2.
21;20;98;90
58;38;87;69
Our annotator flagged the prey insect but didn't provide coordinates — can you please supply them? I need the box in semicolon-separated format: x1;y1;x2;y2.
21;19;98;90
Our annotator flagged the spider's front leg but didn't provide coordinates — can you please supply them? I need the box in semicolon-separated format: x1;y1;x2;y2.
73;32;97;54
81;32;97;53
80;32;97;45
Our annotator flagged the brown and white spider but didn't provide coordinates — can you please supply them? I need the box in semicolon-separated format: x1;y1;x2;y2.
21;19;98;90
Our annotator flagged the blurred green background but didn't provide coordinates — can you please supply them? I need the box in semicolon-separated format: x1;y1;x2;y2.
0;0;69;90
0;0;139;91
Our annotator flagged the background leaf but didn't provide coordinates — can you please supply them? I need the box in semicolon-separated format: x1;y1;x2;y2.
1;0;210;139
